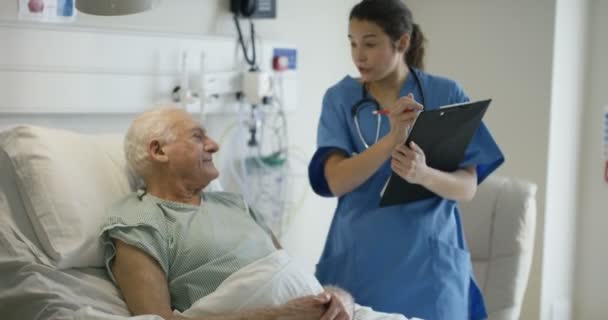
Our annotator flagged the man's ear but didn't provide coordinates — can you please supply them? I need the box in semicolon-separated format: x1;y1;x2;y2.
148;140;169;163
397;33;410;53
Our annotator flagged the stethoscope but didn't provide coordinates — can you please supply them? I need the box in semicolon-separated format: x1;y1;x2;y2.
351;68;425;149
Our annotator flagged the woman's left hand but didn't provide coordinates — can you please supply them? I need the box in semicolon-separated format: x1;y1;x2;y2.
391;141;429;185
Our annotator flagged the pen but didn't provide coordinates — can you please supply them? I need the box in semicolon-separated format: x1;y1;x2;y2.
372;108;416;115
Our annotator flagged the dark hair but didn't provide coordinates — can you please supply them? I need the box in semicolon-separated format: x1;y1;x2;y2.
350;0;426;70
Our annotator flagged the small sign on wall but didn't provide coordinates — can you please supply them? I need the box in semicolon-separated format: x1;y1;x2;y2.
19;0;76;23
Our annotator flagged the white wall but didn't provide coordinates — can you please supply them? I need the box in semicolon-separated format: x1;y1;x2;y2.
0;0;358;272
575;0;608;318
253;1;360;270
542;0;589;319
407;1;556;318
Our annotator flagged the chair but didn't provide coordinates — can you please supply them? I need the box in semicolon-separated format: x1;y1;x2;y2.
460;175;537;320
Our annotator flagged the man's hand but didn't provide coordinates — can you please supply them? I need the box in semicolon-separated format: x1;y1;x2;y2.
279;292;331;320
321;287;355;320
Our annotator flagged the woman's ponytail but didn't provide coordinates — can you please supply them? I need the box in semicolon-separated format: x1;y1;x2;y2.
405;23;426;70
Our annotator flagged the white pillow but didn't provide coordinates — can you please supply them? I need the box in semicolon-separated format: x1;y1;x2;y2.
0;125;137;269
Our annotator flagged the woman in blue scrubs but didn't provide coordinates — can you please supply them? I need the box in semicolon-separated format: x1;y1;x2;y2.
308;0;504;319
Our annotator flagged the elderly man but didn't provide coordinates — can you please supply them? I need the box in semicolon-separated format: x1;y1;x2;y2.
100;107;413;320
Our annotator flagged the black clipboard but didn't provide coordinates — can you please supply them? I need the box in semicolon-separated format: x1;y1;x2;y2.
379;99;492;207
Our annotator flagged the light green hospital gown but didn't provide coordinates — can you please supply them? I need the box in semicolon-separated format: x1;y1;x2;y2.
100;190;277;312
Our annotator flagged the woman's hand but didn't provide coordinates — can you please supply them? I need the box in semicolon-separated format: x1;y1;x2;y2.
391;141;429;185
386;93;423;147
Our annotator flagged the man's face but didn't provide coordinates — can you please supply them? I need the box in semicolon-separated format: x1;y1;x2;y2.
161;111;219;189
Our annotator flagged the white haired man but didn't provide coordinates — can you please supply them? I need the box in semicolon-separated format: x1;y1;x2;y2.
100;106;414;320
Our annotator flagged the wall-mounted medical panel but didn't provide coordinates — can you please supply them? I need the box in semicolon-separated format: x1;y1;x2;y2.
0;21;297;115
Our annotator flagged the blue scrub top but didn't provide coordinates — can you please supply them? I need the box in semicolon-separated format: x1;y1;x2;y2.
308;70;504;320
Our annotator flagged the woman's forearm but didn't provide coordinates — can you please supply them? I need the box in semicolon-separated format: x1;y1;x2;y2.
325;135;396;197
421;166;477;202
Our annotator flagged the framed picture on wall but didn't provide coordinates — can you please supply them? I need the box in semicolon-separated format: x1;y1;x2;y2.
18;0;76;23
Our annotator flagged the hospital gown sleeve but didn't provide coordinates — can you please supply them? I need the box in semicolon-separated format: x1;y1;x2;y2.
100;220;170;284
308;89;356;197
452;83;505;184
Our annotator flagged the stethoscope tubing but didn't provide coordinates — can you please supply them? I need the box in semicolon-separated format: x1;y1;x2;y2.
351;68;425;149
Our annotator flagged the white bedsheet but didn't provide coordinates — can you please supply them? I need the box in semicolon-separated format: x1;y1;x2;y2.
1;224;419;320
74;250;420;320
0;223;130;320
177;250;417;320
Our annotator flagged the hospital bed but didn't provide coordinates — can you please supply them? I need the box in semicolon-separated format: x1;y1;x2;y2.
0;125;537;320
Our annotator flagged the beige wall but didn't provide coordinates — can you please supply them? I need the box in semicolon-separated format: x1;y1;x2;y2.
575;0;608;318
407;1;556;318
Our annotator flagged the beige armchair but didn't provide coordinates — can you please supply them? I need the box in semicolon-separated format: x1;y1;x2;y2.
460;175;537;320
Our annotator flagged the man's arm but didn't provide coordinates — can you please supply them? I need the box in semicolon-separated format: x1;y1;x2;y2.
112;239;329;320
112;239;173;319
